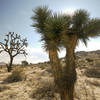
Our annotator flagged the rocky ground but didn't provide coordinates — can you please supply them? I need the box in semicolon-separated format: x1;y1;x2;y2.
0;50;100;100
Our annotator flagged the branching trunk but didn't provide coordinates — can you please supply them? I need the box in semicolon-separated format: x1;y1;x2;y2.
48;46;77;100
48;35;78;100
60;35;78;100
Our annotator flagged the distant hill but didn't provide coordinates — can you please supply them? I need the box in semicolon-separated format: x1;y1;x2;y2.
0;62;6;65
76;50;100;56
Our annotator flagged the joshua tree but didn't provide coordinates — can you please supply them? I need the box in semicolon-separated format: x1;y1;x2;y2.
31;6;64;95
0;32;28;72
32;7;100;100
60;10;100;100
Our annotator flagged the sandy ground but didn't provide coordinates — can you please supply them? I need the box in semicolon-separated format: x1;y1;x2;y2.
0;51;100;100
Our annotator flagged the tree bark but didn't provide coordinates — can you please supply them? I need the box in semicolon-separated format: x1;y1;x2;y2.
48;35;78;100
7;56;13;72
59;34;78;100
49;48;63;91
63;48;76;100
48;47;76;100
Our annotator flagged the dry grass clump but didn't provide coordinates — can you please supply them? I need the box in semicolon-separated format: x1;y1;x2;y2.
0;85;10;92
31;85;54;100
85;68;100;78
86;58;93;62
4;67;26;83
30;78;55;100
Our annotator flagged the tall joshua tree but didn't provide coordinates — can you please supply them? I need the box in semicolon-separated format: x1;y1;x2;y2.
32;7;100;100
32;6;70;94
43;14;70;90
60;10;100;100
32;7;63;88
0;32;28;72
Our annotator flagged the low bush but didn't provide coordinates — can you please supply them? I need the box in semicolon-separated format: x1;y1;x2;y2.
31;85;54;100
4;67;26;83
85;68;100;78
30;79;55;100
21;60;28;66
86;58;93;62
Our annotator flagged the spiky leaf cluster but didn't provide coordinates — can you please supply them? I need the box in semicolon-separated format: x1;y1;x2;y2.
32;7;100;50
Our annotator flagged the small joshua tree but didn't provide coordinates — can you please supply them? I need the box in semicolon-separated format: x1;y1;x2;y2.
0;32;28;72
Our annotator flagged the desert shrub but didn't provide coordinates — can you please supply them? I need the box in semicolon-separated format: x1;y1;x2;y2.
4;67;26;83
0;85;10;92
94;60;100;67
30;79;55;100
21;60;28;66
31;85;54;100
85;68;100;78
46;68;52;73
39;65;45;70
86;58;93;62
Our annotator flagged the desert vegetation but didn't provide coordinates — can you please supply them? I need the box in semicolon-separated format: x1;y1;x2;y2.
21;60;29;66
0;32;28;72
4;67;26;83
31;6;100;100
0;51;100;100
0;6;100;100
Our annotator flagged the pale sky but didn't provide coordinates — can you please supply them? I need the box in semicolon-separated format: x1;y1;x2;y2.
0;0;100;64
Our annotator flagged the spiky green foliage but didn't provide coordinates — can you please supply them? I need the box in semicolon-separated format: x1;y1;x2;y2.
32;7;100;50
72;9;89;29
83;18;100;37
66;9;100;46
43;14;71;50
71;10;90;46
31;6;51;33
32;7;70;51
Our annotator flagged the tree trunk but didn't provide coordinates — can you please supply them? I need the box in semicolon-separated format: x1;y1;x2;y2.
49;48;63;91
63;48;76;100
48;48;76;100
59;35;78;100
60;87;75;100
7;56;13;72
48;35;78;100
